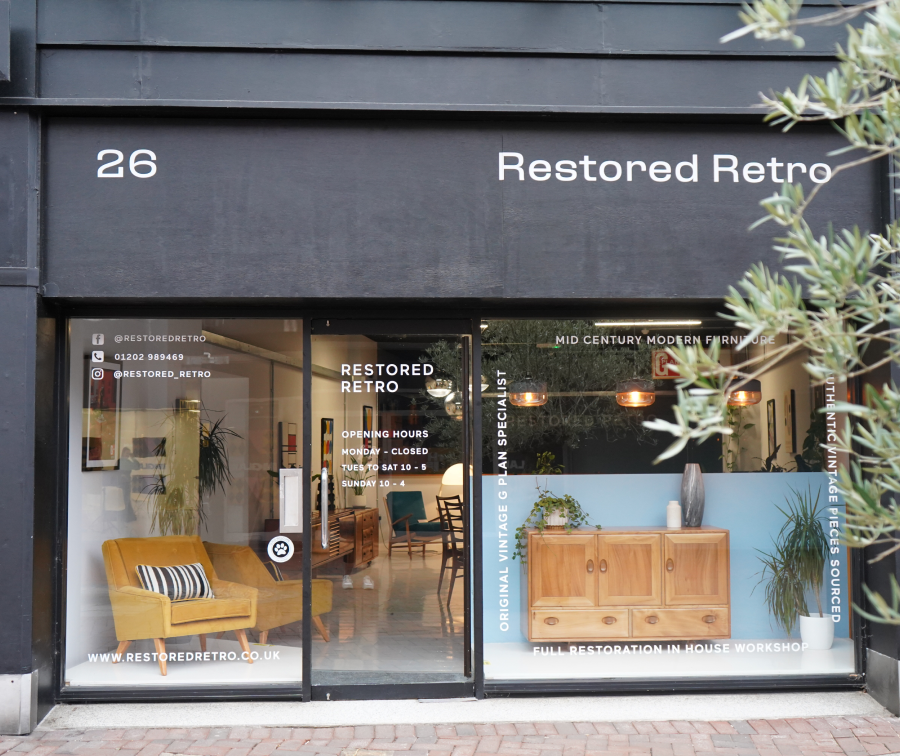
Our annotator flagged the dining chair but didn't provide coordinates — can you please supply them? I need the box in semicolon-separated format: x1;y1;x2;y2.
440;497;466;604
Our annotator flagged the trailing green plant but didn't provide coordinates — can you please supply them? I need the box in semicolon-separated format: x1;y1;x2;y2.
722;405;755;472
755;485;828;634
513;452;600;564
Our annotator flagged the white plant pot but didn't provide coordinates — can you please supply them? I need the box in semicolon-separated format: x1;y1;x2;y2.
799;614;834;650
349;492;367;508
546;511;568;528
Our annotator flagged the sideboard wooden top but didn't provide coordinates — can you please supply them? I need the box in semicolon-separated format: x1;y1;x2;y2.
525;525;728;535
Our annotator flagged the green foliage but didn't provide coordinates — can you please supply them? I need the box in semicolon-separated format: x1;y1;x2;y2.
343;454;375;495
513;453;600;564
645;0;900;625
533;451;564;475
756;485;828;634
148;408;241;536
722;405;755;472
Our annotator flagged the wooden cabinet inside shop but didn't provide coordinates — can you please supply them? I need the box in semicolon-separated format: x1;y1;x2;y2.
525;527;730;642
263;507;379;574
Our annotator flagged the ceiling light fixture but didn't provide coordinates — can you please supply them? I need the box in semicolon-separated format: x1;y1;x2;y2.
727;379;762;406
425;377;453;398
616;378;656;408
509;376;549;407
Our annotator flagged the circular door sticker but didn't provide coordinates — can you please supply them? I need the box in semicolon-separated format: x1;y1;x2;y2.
267;535;295;563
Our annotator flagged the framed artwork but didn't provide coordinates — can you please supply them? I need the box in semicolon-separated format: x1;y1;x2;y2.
784;389;797;454
362;406;374;452
321;418;334;474
82;359;122;471
766;398;777;458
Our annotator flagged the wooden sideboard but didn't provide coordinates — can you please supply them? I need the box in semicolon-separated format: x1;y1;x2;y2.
525;526;730;642
262;507;379;574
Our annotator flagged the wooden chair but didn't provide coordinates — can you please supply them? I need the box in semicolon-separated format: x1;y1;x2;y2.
382;491;442;557
440;498;466;604
435;495;462;594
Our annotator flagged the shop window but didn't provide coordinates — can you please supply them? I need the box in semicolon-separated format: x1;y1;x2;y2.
65;318;304;688
481;318;851;682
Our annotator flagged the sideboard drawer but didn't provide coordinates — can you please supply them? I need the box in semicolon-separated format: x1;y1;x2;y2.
531;609;629;641
631;608;730;639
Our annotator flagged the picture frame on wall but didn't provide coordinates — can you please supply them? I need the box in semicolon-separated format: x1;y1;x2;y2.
784;389;797;454
82;359;122;471
767;398;777;458
363;406;373;452
321;418;334;475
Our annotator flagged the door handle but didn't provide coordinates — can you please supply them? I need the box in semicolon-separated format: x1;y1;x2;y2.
602;616;617;625
586;560;594;573
645;615;659;625
703;615;717;624
599;559;607;573
666;558;674;572
544;617;559;626
320;467;329;550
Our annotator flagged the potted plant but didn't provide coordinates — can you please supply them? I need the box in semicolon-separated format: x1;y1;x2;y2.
343;454;375;508
513;453;599;563
755;484;832;649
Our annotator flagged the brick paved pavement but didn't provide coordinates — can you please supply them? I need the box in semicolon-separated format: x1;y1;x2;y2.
2;717;900;756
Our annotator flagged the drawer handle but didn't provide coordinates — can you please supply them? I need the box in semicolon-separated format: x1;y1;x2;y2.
645;615;659;625
666;559;674;572
544;617;559;626
587;560;594;573
599;559;607;573
602;616;617;625
703;614;717;624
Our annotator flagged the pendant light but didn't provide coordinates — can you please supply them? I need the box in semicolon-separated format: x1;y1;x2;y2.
426;377;453;398
616;378;655;408
509;376;549;407
444;393;464;420
727;379;762;406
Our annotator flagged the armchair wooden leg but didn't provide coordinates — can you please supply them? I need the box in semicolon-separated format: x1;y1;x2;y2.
259;630;268;645
216;631;225;639
313;615;330;642
113;640;131;662
153;638;167;676
199;634;207;653
234;629;253;663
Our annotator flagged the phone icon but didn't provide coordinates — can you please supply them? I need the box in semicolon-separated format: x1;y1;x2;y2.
91;351;104;363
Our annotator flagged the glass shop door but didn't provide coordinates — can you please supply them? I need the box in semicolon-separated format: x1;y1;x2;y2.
306;319;473;696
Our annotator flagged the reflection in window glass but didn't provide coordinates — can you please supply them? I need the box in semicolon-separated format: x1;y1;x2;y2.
66;318;303;688
481;318;851;683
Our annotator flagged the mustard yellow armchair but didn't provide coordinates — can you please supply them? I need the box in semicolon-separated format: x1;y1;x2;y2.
204;542;333;644
101;535;258;676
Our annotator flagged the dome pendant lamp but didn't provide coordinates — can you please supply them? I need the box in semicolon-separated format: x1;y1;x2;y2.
616;378;655;408
727;379;762;406
509;375;549;407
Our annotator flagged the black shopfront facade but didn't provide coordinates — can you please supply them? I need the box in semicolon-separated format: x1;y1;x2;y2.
0;0;897;735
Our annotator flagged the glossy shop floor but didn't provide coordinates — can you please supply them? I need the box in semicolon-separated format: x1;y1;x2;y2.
304;547;467;685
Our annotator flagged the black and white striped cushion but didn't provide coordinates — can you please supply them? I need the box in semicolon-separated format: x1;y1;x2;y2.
135;562;214;602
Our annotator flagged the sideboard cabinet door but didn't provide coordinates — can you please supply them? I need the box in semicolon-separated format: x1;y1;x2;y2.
529;534;597;608
663;532;729;606
597;534;661;606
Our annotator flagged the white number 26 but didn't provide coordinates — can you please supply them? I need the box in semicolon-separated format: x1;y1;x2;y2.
97;149;157;178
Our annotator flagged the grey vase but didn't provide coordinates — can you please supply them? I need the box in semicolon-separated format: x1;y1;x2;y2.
681;463;705;527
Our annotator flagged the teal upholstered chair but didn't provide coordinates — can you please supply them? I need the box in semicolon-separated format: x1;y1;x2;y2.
383;491;442;557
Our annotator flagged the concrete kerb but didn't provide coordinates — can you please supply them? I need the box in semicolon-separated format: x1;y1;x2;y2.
38;691;889;730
